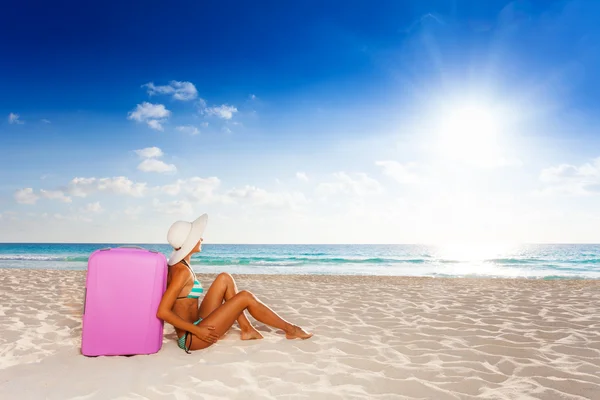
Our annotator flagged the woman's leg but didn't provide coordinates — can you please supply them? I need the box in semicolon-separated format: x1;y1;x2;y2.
189;290;312;351
198;272;262;339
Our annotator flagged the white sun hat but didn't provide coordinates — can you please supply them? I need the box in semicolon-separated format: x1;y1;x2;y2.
166;213;208;266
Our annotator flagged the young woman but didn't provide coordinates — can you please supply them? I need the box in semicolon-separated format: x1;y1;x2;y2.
157;214;313;353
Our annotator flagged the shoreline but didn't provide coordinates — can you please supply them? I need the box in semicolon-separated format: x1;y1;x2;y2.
0;266;599;281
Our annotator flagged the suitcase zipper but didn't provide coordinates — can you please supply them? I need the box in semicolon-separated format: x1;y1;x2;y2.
83;287;87;314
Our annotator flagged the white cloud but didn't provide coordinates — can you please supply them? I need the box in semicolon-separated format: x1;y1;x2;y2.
250;94;257;100
40;189;72;203
152;198;194;215
157;177;222;203
539;157;600;195
67;178;96;197
135;147;177;173
134;147;176;173
128;102;170;121
222;126;232;134
68;177;147;198
82;202;103;213
127;102;171;130
176;125;200;135
41;119;51;124
317;172;383;197
196;98;208;110
159;180;185;196
161;177;221;196
146;119;165;131
143;81;198;101
296;172;309;182
204;105;238;120
201;122;209;128
375;161;419;184
15;188;39;204
134;146;163;158
185;177;222;201
137;158;177;173
8;113;23;124
227;185;308;210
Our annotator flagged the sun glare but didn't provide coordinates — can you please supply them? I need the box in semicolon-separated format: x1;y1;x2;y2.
435;104;504;166
434;242;516;262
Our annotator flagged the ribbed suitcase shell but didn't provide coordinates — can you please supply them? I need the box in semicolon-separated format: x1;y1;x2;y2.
81;247;167;356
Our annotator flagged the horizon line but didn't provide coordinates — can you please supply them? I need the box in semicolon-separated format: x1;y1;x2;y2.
1;242;599;246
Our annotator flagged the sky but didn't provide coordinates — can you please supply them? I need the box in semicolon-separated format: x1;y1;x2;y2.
1;0;600;244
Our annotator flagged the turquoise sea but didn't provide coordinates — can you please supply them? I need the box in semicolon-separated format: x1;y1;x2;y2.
1;243;599;279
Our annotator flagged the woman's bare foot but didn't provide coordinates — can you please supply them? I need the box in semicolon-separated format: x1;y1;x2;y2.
241;327;264;340
285;324;313;340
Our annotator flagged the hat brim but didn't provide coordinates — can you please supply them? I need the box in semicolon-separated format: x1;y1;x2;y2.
168;213;208;266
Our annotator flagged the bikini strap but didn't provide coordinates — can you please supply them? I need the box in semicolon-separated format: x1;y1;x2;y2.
180;259;197;279
174;259;196;300
184;332;192;354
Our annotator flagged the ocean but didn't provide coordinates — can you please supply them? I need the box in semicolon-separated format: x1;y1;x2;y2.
0;243;599;279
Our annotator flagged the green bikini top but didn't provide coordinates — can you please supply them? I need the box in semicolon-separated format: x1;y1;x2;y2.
175;259;204;299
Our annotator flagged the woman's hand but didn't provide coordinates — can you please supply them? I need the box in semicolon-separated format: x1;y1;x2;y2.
193;325;220;344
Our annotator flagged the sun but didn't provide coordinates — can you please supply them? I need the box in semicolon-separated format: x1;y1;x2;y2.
434;103;504;166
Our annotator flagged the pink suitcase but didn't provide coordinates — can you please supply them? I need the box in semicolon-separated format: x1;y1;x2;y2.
81;246;167;356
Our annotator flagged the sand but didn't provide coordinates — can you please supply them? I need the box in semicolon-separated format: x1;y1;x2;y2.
0;269;599;400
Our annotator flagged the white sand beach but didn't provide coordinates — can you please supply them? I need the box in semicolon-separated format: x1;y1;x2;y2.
1;268;599;400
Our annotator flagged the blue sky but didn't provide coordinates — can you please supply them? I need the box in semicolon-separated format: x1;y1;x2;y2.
2;0;600;244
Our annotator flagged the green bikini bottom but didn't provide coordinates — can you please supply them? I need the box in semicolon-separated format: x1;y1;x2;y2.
177;318;202;354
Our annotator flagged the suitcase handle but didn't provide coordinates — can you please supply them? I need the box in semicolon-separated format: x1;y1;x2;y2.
101;245;159;253
118;245;159;253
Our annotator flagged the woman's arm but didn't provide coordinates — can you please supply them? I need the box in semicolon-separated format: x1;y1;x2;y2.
156;266;209;334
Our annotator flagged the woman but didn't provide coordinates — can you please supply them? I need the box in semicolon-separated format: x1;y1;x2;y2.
157;213;313;353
